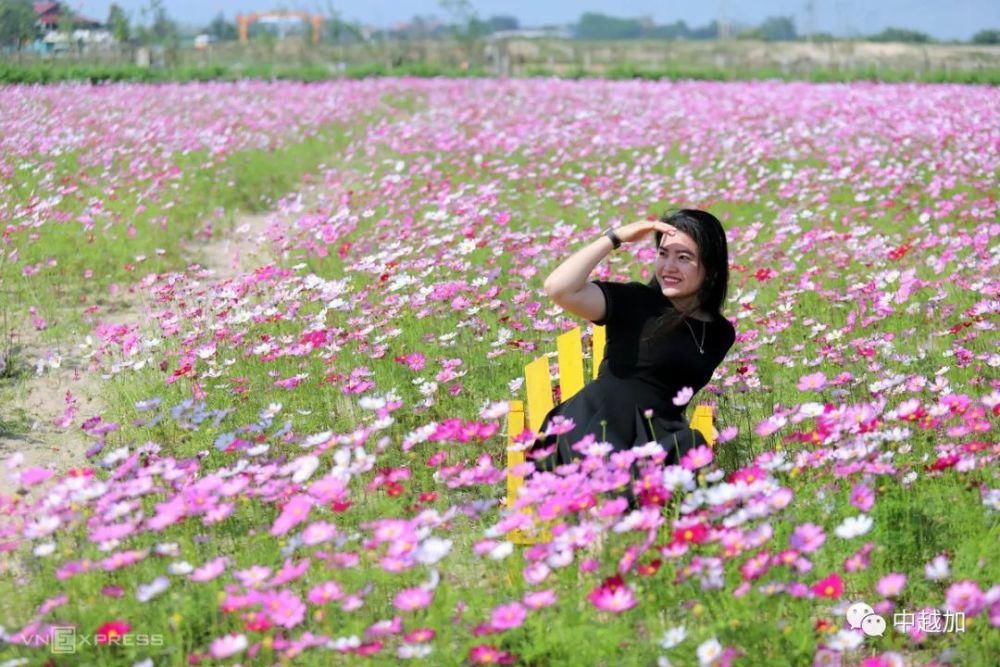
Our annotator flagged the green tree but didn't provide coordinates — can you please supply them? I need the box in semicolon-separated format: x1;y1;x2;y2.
107;3;130;43
0;0;35;49
869;27;931;43
206;12;237;41
971;29;1000;44
575;12;643;40
439;0;483;65
757;16;797;41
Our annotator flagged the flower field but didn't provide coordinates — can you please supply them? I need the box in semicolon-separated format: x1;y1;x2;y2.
0;79;998;666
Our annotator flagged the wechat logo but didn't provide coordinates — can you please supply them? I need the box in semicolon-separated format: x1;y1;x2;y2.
846;601;886;637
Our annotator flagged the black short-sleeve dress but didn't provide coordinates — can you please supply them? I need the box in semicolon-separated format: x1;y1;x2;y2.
531;279;737;471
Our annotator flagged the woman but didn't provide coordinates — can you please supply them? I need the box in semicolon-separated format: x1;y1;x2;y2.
531;209;736;472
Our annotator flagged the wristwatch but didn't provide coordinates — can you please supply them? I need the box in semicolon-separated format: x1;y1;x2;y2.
604;229;622;249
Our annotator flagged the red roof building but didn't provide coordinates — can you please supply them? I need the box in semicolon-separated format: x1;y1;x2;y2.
33;2;102;29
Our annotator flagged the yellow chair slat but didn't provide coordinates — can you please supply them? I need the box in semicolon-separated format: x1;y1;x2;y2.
506;400;525;506
556;327;585;402
524;356;554;433
592;324;606;379
690;404;715;447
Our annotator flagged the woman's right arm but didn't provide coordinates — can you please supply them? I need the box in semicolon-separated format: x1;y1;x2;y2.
542;220;677;322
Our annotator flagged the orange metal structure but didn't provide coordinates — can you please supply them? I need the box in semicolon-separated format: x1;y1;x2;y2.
236;11;323;44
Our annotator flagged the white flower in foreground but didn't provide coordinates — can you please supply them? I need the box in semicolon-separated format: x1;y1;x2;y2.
696;637;722;666
210;633;248;659
136;576;170;602
834;514;873;539
487;541;514;560
925;554;950;581
660;625;687;650
826;628;864;652
415;537;453;565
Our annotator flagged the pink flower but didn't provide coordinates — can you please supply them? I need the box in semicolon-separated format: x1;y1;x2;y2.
811;572;844;599
587;576;637;613
19;467;54;487
681;445;713;471
790;523;826;553
270;495;313;536
875;573;907;597
490;602;527;631
307;581;344;605
797;372;827;391
393;587;433;612
95;619;130;645
849;483;875;512
672;386;694;406
523;589;557;609
468;645;516;665
261;589;306;629
190;556;229;582
210;633;248;659
944;580;985;616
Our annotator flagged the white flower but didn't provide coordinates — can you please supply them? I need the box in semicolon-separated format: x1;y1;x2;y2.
168;561;194;575
834;514;873;539
136;576;170;602
487;541;514;561
925;554;950;581
33;542;56;557
696;637;722;666
132;659;154;667
398;643;433;659
290;455;320;484
415;537;453;565
660;625;687;649
662;466;695;492
826;628;864;652
657;658;673;667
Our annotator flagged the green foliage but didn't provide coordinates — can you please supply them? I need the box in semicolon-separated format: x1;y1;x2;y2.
742;16;798;42
107;3;130;43
0;0;34;48
205;11;237;42
971;29;1000;45
869;27;933;43
575;12;644;40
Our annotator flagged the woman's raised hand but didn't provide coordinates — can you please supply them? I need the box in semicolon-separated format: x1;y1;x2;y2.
613;220;679;244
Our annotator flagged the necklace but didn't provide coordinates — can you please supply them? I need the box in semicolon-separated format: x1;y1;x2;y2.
683;317;707;354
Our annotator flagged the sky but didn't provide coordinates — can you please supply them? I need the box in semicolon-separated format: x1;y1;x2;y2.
73;1;1000;41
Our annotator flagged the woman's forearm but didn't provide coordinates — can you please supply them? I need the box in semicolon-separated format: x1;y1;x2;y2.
542;234;615;297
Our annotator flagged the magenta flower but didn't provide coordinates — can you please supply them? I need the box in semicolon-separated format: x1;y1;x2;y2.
944;580;985;616
393;587;433;612
790;523;826;553
680;445;713;471
490;602;527;631
796;372;827;391
307;581;344;605
270;494;313;536
849;483;875;512
875;573;907;597
261;589;306;629
523;589;557;609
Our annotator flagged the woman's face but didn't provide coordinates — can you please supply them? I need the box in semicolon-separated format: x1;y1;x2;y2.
653;227;706;302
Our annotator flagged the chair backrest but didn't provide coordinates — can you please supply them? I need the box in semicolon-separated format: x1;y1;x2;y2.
506;325;716;508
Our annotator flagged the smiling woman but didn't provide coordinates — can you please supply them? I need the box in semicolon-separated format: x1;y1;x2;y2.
532;209;737;472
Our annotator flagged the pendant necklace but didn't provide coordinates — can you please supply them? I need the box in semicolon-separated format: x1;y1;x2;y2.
683;317;707;354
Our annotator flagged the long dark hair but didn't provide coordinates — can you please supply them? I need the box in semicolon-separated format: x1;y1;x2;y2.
642;208;730;340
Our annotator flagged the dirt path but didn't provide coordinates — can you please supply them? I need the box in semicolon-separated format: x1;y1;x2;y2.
0;210;278;498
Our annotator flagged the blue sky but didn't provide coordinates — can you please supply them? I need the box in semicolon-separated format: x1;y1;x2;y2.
74;1;1000;41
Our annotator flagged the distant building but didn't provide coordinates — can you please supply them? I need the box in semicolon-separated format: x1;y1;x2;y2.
32;1;111;52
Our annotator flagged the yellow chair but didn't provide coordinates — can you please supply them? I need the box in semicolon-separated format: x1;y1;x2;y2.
505;325;715;544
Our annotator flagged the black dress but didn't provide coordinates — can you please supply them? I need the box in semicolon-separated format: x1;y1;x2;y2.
531;280;737;472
